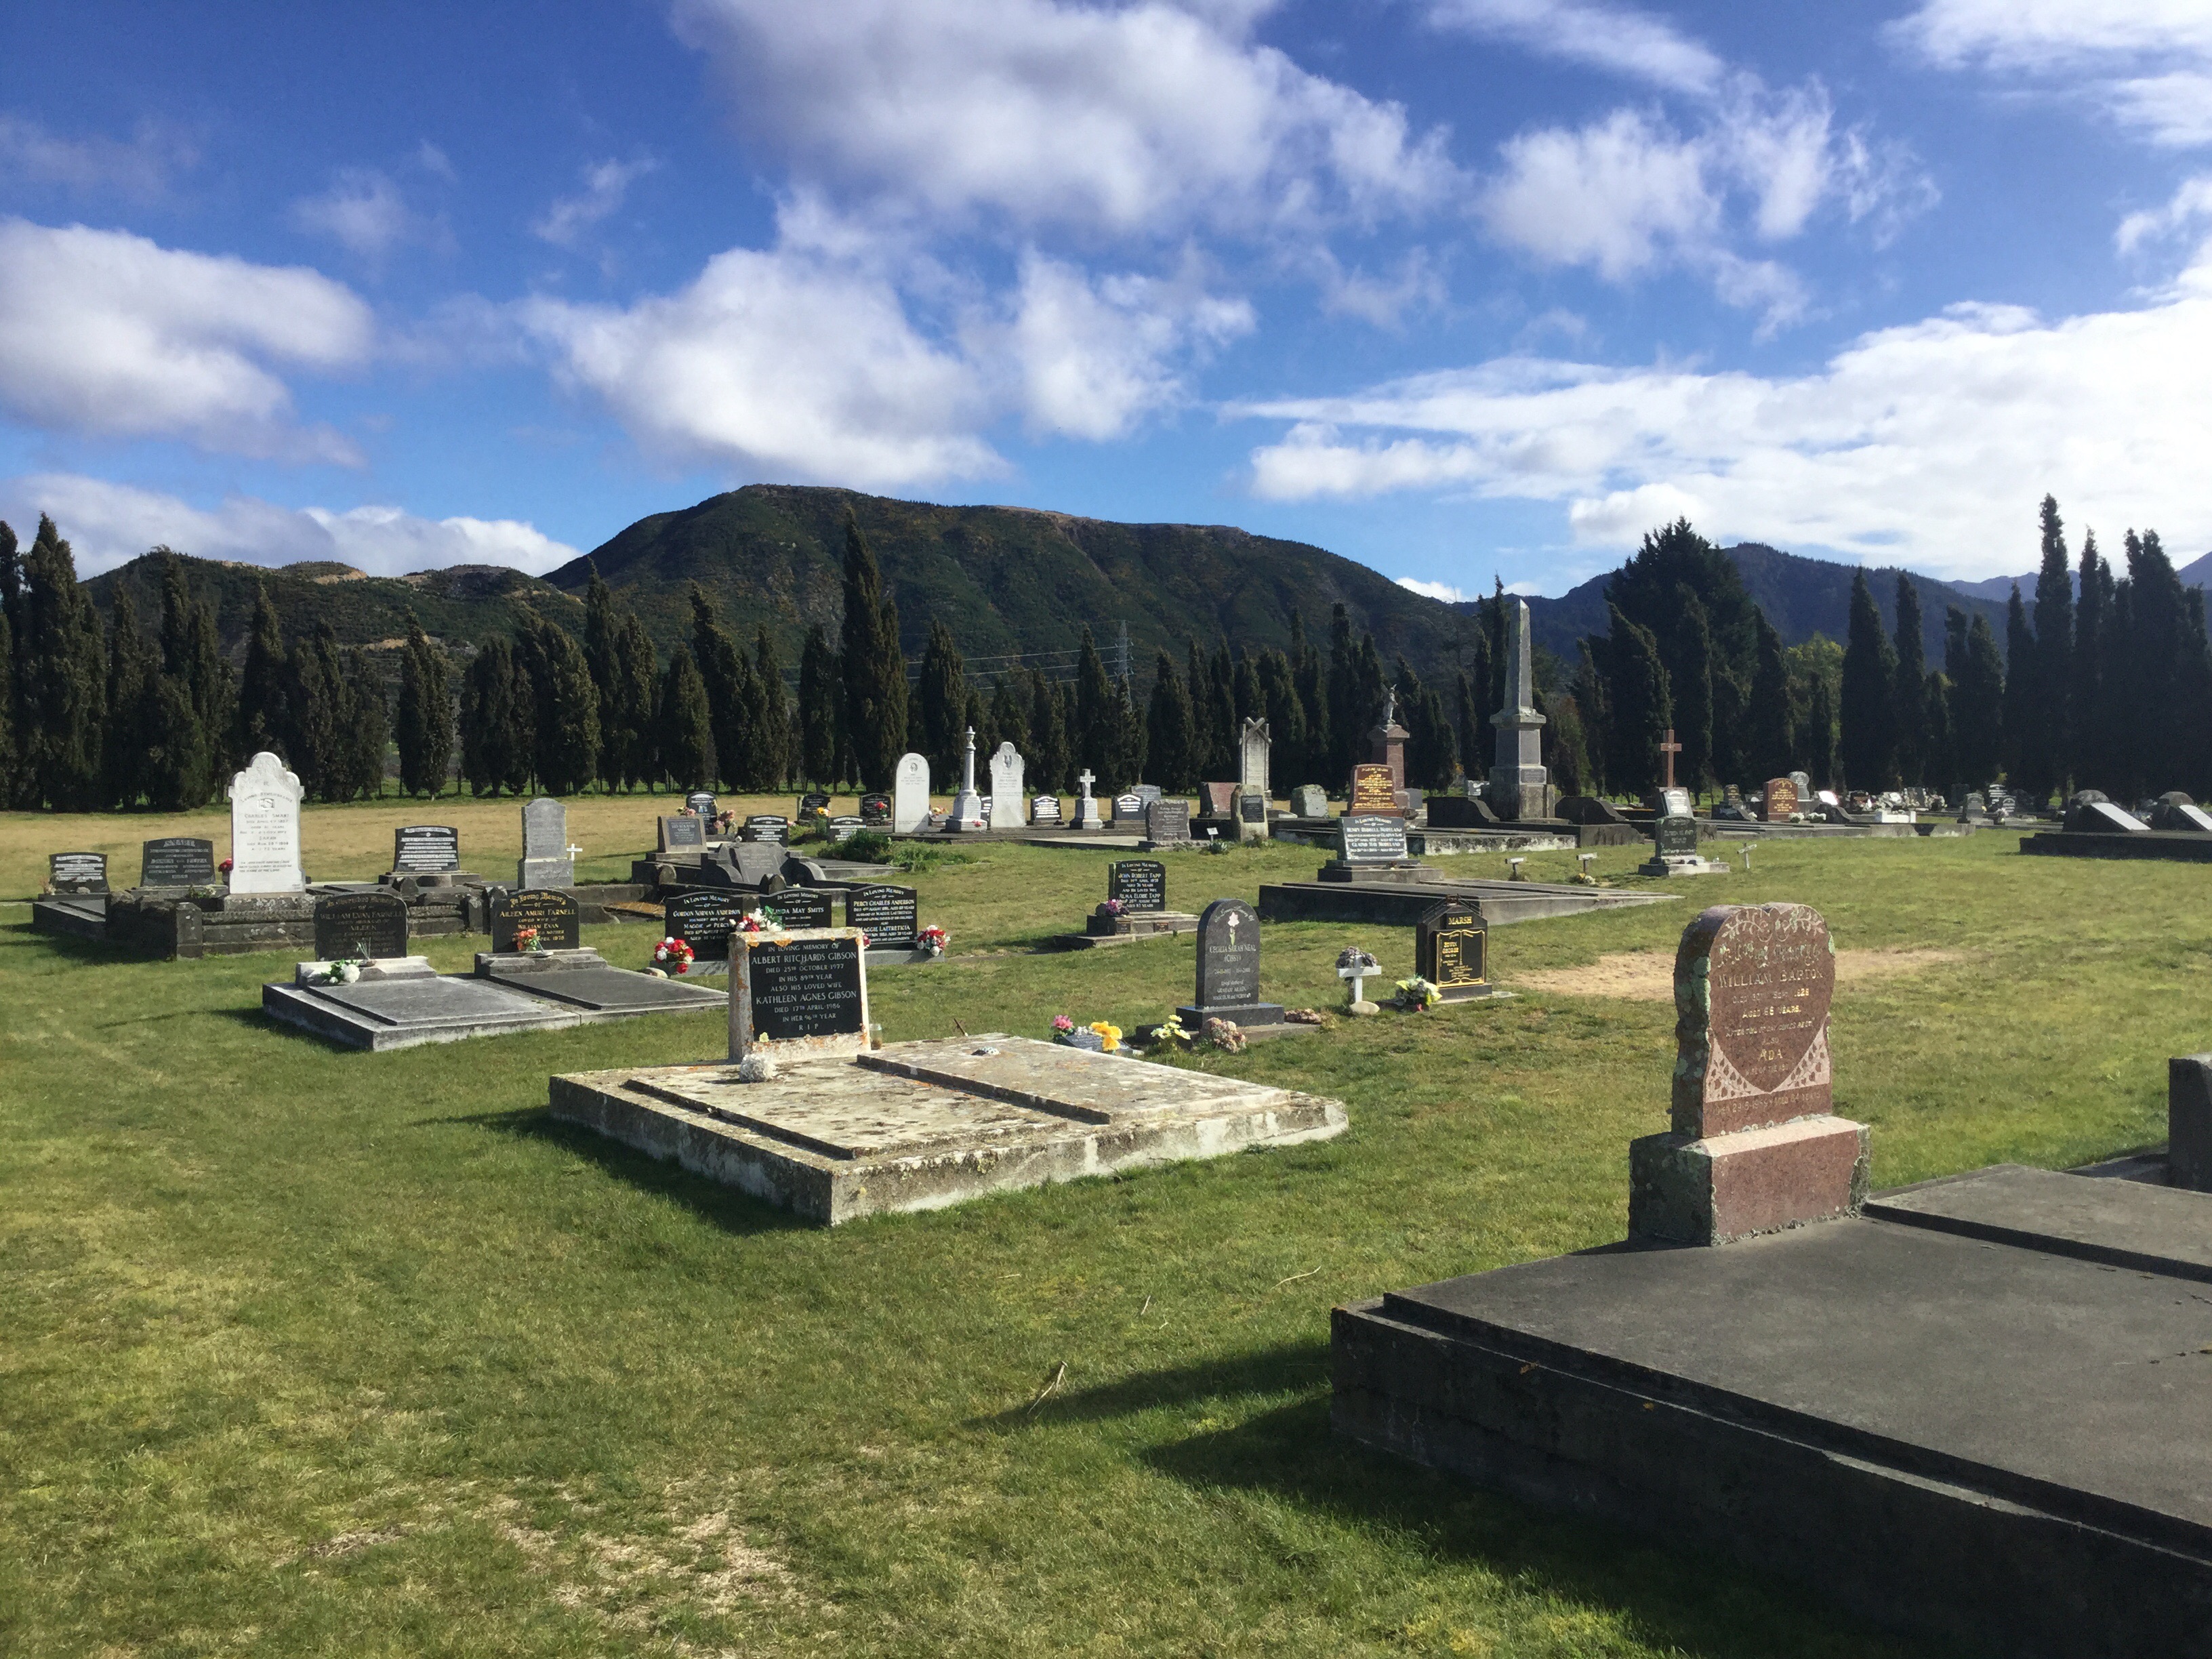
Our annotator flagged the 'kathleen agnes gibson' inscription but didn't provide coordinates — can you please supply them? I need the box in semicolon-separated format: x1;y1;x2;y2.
1673;901;1835;1137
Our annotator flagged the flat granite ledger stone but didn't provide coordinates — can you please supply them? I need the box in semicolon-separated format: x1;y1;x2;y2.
477;952;727;1016
1628;902;1868;1244
731;928;869;1062
264;968;584;1050
1177;897;1283;1029
314;890;409;961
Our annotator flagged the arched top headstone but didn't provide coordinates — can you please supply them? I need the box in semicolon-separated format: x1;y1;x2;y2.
227;751;305;893
893;752;931;832
1672;903;1835;1138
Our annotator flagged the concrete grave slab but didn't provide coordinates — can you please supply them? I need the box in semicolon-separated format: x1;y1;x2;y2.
264;968;583;1050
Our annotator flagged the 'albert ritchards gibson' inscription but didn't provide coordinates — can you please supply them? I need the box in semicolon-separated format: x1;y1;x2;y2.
1672;902;1835;1137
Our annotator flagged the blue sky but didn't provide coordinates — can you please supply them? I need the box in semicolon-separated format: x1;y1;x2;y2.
1;0;2207;598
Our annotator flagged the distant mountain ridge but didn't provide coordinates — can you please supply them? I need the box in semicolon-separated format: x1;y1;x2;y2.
1948;549;2212;605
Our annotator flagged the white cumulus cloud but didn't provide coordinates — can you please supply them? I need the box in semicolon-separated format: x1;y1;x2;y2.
1235;245;2212;579
533;157;660;247
1395;575;1469;602
0;112;199;201
1;472;580;577
1422;0;1724;94
0;218;373;461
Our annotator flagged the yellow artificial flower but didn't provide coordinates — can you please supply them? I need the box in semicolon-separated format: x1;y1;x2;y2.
1090;1020;1122;1053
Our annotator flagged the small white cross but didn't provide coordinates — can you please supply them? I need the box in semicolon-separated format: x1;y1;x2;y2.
1078;769;1095;793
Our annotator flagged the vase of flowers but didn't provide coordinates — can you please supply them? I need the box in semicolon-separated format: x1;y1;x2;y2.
1394;975;1442;1012
513;925;544;954
918;924;949;958
653;937;696;975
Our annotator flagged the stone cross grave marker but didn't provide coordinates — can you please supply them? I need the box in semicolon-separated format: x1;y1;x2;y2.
1416;900;1492;1000
141;836;216;888
1076;769;1103;830
228;752;306;894
489;888;581;954
392;825;461;874
659;815;708;852
731;928;869;1061
666;890;748;963
48;852;108;895
1031;794;1063;825
1760;777;1799;822
988;741;1027;829
860;792;893;828
1178;897;1282;1028
1659;728;1683;790
1628;903;1868;1244
1108;859;1167;913
1338;813;1410;864
314;891;410;962
1290;783;1329;819
894;752;931;832
845;883;919;949
1145;798;1192;844
519;798;573;887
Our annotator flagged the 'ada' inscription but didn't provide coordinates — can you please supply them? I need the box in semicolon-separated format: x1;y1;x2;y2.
1673;901;1835;1138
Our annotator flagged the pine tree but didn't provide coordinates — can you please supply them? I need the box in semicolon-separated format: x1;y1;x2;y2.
1841;572;1897;790
2182;589;2212;800
287;621;347;801
1185;640;1214;779
987;673;1025;762
1604;602;1671;794
916;619;968;783
1146;650;1197;790
1547;691;1592;796
2025;495;2073;799
1805;673;1839;787
0;520;19;805
1326;604;1357;783
755;626;792;790
2000;587;2034;797
2071;531;2105;792
1073;626;1113;778
613;613;659;789
838;516;907;790
1028;668;1070;792
1256;647;1306;789
1891;576;1927;788
1292;621;1328;789
1747;609;1795;784
2093;561;2133;798
1205;642;1235;777
459;634;531;796
583;565;621;789
1455;670;1482;782
102;590;155;808
236;583;289;762
1571;638;1611;796
1233;649;1261;729
17;516;106;808
797;623;838;786
658;643;715;790
522;617;600;796
396;613;453;796
1954;612;2005;791
146;558;222;809
1107;674;1147;789
341;647;388;799
1668;588;1716;794
0;596;15;808
1923;672;1956;797
689;585;748;792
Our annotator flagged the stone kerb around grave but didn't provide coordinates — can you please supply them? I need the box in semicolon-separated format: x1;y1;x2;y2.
1627;903;1868;1245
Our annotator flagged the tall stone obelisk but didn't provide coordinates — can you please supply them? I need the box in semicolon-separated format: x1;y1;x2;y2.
1489;598;1553;821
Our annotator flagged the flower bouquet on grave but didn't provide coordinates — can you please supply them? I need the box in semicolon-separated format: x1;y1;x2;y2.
1099;898;1127;919
1090;1021;1122;1053
1153;1013;1192;1048
918;924;949;958
1393;976;1442;1012
1204;1017;1246;1053
1052;1014;1105;1052
653;937;695;975
737;911;769;935
315;958;364;985
513;926;544;954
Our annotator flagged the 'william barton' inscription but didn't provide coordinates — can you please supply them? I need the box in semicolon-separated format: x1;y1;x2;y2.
1673;901;1835;1137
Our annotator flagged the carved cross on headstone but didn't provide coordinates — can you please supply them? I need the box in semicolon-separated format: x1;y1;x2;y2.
1078;769;1094;796
1660;728;1683;790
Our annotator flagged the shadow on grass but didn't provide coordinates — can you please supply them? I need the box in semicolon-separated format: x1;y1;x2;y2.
443;1103;813;1239
4;920;138;965
969;1340;1326;1432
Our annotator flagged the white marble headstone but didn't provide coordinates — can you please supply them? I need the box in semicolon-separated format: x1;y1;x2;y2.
518;796;573;888
894;752;931;833
988;742;1026;829
226;752;306;893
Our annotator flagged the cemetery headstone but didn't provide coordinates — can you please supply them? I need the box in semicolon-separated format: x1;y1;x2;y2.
2064;791;2150;834
666;890;749;962
141;836;217;888
893;752;931;832
1176;897;1282;1028
1349;763;1398;815
2151;792;2212;833
1076;769;1104;830
948;729;987;831
731;929;869;1060
766;887;834;930
1416;900;1494;1000
314;890;410;962
659;815;708;853
1789;771;1811;797
1031;794;1063;825
1240;716;1271;800
860;792;894;827
722;841;787;887
48;851;108;895
1113;792;1144;823
392;824;462;874
1290;783;1330;819
228;751;306;893
988;741;1027;830
1108;859;1168;913
1959;790;1991;823
685;791;719;823
1557;796;1629;825
1203;781;1237;815
827;815;864;842
519;797;574;887
743;815;790;844
845;883;920;949
1656;814;1701;858
1629;902;1868;1244
1338;814;1410;863
1760;777;1799;822
1487;598;1552;819
1236;788;1269;834
1134;784;1164;808
1145;798;1192;845
1652;786;1694;818
489;888;581;953
797;791;832;818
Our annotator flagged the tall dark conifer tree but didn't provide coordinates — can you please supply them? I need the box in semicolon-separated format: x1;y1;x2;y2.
1027;668;1070;792
1948;608;2005;792
838;516;906;790
797;623;837;786
1747;609;1796;785
1840;572;1897;790
2001;587;2035;794
2025;495;2073;799
1073;626;1113;779
236;584;289;762
2071;531;2105;792
1891;576;1927;787
754;626;791;790
1668;588;1716;792
657;643;714;790
396;613;453;797
916;620;968;783
1603;602;1671;794
1145;651;1197;790
612;613;658;789
17;516;105;809
103;589;155;808
1325;604;1357;783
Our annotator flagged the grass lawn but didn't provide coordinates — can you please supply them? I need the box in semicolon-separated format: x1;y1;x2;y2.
2;804;2199;1657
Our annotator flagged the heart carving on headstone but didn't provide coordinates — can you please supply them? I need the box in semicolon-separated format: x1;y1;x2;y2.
1673;902;1835;1136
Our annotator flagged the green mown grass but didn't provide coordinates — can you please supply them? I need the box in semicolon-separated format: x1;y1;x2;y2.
3;810;2200;1656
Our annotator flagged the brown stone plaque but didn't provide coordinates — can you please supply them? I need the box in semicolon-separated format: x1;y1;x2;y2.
1349;763;1399;816
1761;777;1799;821
1672;903;1834;1137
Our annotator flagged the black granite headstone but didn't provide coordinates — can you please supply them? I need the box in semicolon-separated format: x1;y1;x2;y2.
845;884;919;948
685;791;718;821
489;888;581;952
665;890;748;960
797;792;832;817
859;792;893;827
141;836;216;887
741;933;866;1041
766;888;834;930
1031;794;1063;824
1239;793;1267;825
314;891;410;961
391;825;460;873
742;815;790;844
1113;792;1144;822
659;815;708;851
1108;859;1168;913
48;851;108;894
1177;897;1282;1027
1416;900;1491;1000
1656;815;1701;858
1339;815;1410;863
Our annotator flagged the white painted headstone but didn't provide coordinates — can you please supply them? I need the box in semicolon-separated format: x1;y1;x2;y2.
893;752;930;833
1076;768;1103;830
226;752;305;893
518;796;573;888
988;741;1027;829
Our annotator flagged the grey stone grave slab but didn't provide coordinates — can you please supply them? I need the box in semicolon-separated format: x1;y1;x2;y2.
1290;783;1330;818
659;815;708;852
489;888;581;952
264;969;586;1050
141;836;216;888
49;851;108;895
2152;792;2212;833
860;792;893;827
478;955;726;1015
1108;859;1167;912
1178;897;1282;1029
314;891;410;961
392;825;460;874
731;928;869;1061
